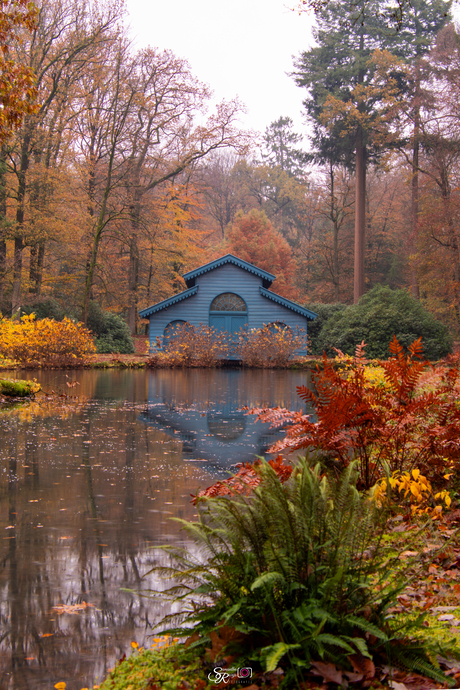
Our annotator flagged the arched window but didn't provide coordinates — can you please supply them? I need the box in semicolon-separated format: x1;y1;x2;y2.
210;293;247;312
209;293;248;335
163;320;187;349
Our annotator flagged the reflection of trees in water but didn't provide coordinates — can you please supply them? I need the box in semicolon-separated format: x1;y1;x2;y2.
0;406;203;690
0;369;313;689
149;368;313;411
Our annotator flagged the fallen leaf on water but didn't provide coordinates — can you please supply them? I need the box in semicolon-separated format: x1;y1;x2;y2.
52;602;95;615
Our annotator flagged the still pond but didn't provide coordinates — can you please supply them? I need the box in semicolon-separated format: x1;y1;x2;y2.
0;368;313;690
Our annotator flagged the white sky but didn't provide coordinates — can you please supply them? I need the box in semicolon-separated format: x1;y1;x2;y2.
125;0;315;139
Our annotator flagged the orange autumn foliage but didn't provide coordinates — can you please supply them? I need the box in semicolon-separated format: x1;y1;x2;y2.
224;209;299;300
252;337;460;489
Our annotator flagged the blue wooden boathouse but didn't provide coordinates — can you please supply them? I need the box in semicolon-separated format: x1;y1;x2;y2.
139;254;317;355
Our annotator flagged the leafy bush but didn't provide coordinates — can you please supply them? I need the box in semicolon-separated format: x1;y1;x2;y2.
151;458;450;686
148;323;228;367
147;323;308;368
306;302;348;356
0;314;95;367
374;468;452;520
317;285;452;360
87;301;135;354
21;298;68;321
254;337;460;489
236;324;308;367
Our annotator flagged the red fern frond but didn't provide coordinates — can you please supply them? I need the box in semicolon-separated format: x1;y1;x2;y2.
355;340;368;361
408;337;423;360
388;335;405;362
192;456;293;503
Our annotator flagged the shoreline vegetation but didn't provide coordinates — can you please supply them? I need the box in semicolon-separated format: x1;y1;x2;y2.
68;340;460;689
3;333;460;688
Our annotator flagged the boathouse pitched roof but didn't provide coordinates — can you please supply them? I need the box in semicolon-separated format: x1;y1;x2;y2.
182;253;275;288
259;287;317;320
139;254;318;323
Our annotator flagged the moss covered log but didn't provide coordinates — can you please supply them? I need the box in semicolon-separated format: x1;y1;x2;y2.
0;378;41;397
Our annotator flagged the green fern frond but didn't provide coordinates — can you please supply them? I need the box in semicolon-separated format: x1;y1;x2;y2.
263;642;301;672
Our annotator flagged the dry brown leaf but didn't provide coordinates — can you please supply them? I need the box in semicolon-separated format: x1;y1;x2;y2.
310;660;343;684
348;654;375;679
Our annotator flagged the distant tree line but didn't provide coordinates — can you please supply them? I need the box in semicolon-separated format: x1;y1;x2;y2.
1;0;459;347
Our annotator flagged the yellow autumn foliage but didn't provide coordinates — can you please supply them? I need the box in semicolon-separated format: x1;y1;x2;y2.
374;468;452;519
0;314;95;367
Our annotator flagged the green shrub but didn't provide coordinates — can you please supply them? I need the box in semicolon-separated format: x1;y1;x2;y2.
87;302;135;354
306;303;348;356
95;641;212;690
21;299;68;321
149;458;450;686
317;285;452;359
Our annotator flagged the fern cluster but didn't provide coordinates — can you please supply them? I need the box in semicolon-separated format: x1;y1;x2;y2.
147;458;452;686
254;336;460;489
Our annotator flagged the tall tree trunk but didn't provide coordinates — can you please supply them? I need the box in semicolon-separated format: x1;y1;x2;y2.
127;235;139;335
29;240;45;295
329;163;340;302
0;240;6;306
12;126;31;315
410;63;421;300
11;238;24;315
127;189;142;335
354;130;366;303
0;147;7;307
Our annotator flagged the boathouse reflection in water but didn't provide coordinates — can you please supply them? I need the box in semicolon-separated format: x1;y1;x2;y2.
139;370;293;472
0;368;313;690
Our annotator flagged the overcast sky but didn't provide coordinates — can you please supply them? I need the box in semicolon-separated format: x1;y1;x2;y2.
125;0;315;140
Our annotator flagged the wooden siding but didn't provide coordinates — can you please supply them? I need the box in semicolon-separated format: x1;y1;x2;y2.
146;263;309;354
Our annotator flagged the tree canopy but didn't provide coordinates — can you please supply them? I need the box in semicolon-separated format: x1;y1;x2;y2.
0;0;38;143
224;209;299;300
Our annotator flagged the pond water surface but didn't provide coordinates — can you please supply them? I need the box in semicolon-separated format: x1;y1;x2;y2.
0;368;312;690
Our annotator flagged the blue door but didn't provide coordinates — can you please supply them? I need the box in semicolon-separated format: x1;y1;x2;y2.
209;314;247;334
209;293;248;357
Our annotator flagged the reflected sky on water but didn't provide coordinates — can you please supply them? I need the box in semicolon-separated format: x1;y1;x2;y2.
0;368;312;690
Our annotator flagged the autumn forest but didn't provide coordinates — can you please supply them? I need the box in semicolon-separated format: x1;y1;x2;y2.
2;0;460;338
